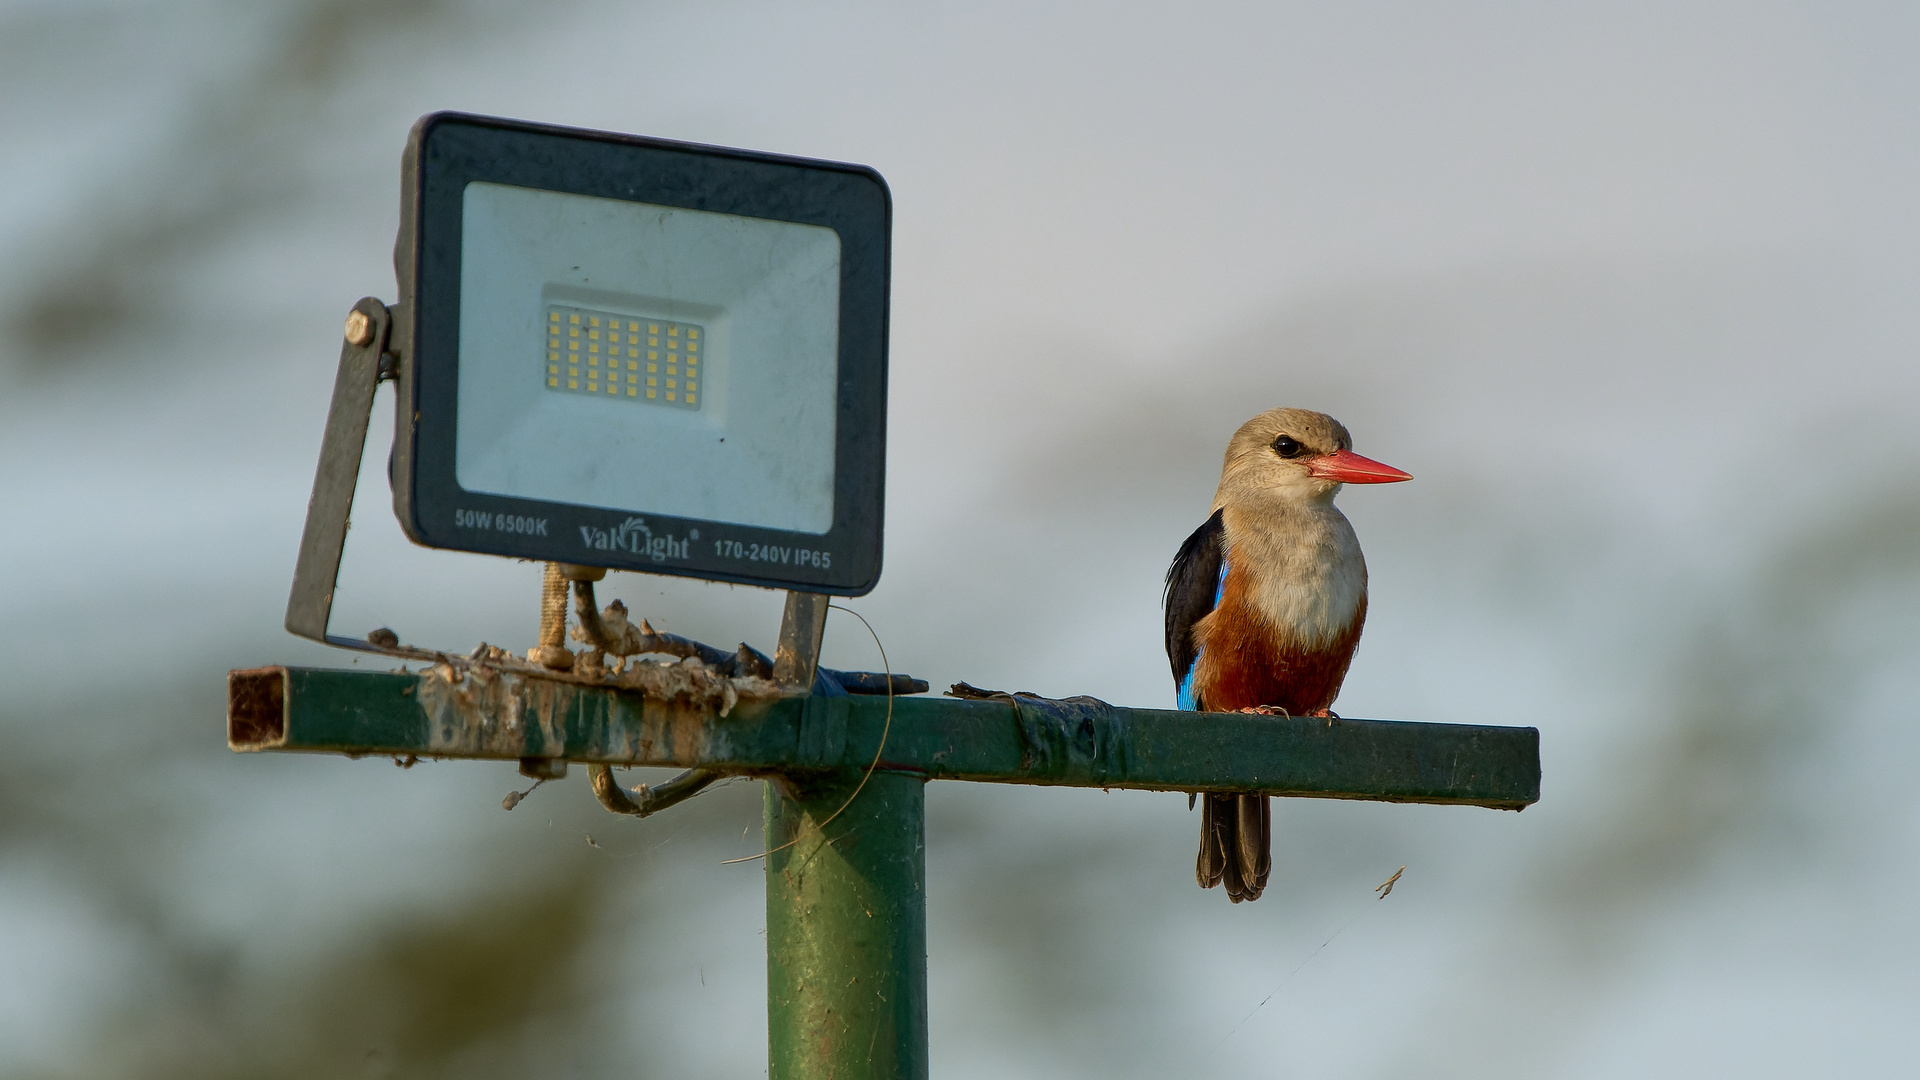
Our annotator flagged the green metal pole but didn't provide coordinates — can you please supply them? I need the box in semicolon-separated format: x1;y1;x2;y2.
765;770;929;1080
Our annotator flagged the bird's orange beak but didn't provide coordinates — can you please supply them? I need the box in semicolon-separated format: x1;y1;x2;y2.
1308;449;1413;484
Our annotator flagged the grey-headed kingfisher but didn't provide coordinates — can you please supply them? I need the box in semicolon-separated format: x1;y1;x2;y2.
1163;408;1412;902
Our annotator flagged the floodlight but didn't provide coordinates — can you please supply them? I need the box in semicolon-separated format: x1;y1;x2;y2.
287;113;890;649
394;112;889;592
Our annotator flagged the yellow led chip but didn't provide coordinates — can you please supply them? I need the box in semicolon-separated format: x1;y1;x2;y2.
545;305;704;410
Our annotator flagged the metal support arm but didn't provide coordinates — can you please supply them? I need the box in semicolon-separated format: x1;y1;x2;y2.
227;666;1540;808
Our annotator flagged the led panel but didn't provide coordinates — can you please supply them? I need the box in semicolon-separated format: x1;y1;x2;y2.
543;306;701;407
390;113;890;594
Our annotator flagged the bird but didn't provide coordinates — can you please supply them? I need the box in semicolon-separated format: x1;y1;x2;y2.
1163;408;1411;902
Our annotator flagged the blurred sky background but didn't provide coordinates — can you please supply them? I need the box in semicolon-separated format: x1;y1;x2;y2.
1;1;1916;1077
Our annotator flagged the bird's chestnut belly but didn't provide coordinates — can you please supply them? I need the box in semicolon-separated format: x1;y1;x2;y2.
1191;596;1364;714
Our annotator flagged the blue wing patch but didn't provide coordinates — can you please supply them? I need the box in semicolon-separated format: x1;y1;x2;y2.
1174;555;1228;712
1164;509;1228;711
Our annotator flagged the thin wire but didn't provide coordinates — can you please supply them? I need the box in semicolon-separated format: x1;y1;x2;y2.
720;604;896;865
1214;865;1408;1051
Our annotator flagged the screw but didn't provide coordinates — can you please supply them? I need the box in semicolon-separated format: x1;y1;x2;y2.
344;308;374;347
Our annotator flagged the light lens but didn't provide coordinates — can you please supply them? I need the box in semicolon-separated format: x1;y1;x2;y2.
455;182;842;534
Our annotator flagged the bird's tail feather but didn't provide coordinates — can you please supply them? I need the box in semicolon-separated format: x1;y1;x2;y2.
1197;794;1227;889
1197;793;1271;902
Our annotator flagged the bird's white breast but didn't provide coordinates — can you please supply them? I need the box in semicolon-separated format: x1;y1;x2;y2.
1222;502;1367;647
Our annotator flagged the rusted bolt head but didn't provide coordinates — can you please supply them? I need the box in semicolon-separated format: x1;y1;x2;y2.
557;563;608;581
344;308;375;347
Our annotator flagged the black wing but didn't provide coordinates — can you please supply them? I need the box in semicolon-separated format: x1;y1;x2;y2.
1163;509;1226;687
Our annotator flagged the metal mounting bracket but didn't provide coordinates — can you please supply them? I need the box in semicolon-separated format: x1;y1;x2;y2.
772;590;829;690
284;298;440;662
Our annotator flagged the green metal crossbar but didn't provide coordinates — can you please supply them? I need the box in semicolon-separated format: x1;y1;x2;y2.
228;665;1539;1079
228;667;1538;806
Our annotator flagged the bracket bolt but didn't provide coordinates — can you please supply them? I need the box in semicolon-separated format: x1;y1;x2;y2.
344;308;375;347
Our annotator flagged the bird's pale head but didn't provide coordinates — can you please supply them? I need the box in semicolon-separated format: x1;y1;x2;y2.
1214;407;1411;510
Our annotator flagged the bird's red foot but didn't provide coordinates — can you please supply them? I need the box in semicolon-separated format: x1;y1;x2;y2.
1309;708;1340;719
1236;705;1292;716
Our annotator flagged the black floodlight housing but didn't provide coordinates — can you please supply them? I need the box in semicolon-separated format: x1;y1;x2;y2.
286;113;889;655
393;113;890;593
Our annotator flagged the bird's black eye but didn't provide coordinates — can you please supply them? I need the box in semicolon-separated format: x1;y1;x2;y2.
1271;435;1304;458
